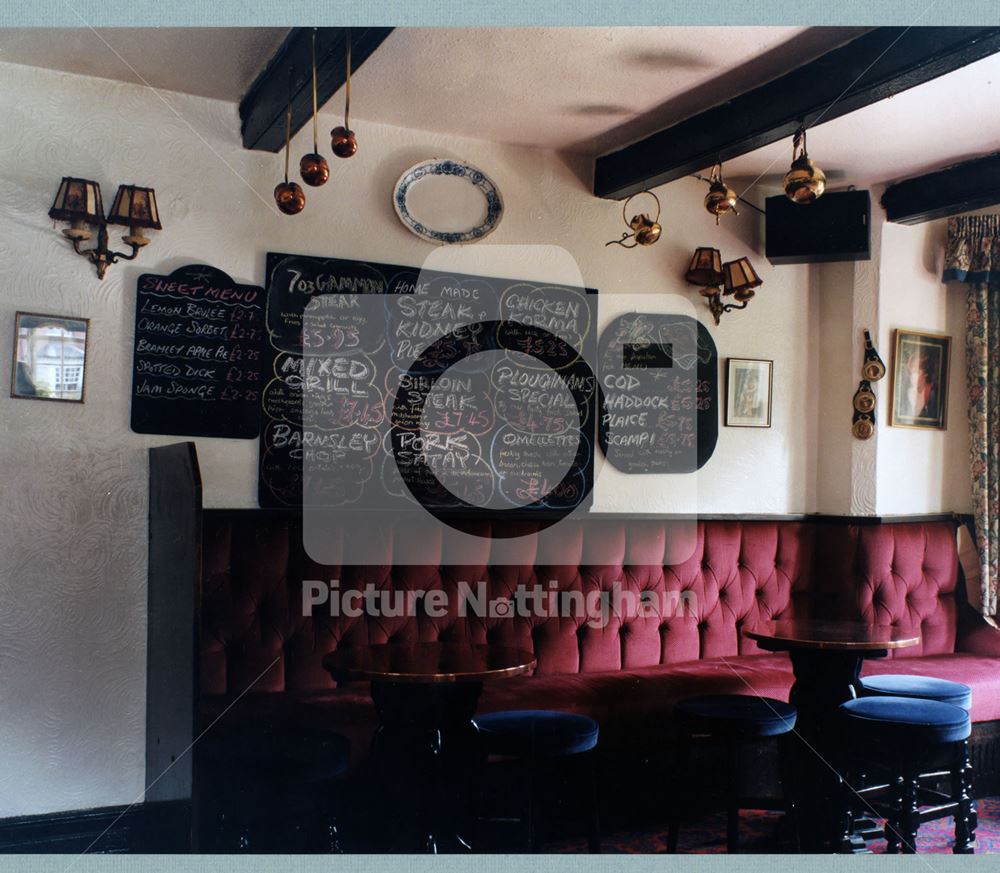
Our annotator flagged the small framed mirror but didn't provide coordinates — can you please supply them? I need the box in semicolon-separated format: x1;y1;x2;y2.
11;312;89;402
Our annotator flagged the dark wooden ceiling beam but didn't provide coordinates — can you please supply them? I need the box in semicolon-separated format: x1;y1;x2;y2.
239;27;393;152
594;27;1000;200
881;152;1000;224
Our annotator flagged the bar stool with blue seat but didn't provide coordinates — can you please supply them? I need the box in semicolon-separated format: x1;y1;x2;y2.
198;724;352;852
474;709;601;852
860;675;972;710
849;675;974;851
839;696;975;853
667;694;798;853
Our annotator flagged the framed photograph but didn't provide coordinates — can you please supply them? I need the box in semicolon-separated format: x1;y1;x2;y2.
725;358;772;427
889;328;951;430
10;312;89;403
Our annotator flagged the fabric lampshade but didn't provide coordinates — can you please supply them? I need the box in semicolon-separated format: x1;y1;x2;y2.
49;177;105;225
685;247;723;286
723;257;763;300
107;185;162;229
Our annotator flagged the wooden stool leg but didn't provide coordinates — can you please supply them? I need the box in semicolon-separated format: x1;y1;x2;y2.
667;731;690;853
726;741;741;854
585;753;602;853
882;772;903;854
952;739;975;854
899;764;920;854
777;733;801;852
524;757;539;852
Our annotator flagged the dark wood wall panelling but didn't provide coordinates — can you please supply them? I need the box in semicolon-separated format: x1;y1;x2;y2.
145;443;202;851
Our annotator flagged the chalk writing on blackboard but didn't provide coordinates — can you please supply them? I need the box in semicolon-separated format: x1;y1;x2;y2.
259;252;598;512
598;313;718;473
130;264;265;438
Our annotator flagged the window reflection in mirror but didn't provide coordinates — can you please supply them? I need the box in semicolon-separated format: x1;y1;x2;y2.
11;312;89;403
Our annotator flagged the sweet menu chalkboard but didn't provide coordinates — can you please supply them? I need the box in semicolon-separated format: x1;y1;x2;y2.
130;265;265;438
259;252;598;512
598;312;718;473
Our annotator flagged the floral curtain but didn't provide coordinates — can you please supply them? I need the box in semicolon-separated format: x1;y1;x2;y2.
945;214;1000;618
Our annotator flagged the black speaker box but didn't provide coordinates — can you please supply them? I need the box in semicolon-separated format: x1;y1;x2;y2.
765;190;871;265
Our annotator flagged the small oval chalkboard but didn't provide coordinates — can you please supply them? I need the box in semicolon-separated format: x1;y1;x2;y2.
598;312;718;473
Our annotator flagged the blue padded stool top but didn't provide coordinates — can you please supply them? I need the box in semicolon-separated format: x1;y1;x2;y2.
861;674;972;711
475;710;599;757
674;694;797;738
841;696;971;745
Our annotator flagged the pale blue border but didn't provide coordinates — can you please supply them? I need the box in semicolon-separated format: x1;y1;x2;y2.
3;1;999;871
2;0;1000;26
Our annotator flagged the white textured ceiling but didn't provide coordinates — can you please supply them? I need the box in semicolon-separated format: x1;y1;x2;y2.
0;25;996;189
0;27;289;101
348;27;866;155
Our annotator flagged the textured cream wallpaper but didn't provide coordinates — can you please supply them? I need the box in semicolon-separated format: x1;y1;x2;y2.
0;58;834;817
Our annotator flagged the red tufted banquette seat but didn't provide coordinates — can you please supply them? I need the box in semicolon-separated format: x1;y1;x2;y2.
197;515;1000;786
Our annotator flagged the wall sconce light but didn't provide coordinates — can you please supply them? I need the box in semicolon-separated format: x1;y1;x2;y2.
685;247;762;325
703;163;739;225
605;191;662;248
783;127;826;204
49;177;161;280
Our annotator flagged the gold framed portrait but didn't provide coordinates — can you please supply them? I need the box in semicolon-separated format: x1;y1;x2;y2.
725;358;773;428
889;328;951;430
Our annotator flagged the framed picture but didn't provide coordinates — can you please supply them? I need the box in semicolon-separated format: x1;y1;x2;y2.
725;358;772;427
889;328;951;430
10;312;89;403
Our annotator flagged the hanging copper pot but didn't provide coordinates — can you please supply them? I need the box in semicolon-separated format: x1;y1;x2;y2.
274;181;306;214
275;82;306;215
331;38;357;158
300;31;330;187
300;153;330;187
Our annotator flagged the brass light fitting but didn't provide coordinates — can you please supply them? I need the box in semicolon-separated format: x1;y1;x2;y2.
685;247;762;325
49;177;161;280
605;191;662;248
703;163;739;224
783;128;826;204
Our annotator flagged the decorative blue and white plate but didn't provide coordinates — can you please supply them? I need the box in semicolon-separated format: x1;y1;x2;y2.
393;159;504;245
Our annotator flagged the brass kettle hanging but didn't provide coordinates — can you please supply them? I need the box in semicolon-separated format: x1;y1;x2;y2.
704;163;738;224
605;191;662;248
783;128;826;204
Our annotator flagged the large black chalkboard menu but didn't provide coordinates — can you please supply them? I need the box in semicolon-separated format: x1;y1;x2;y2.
130;264;265;438
260;252;598;513
598;312;718;473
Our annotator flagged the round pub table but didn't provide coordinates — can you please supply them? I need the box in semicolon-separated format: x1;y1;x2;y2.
745;619;920;852
323;643;535;853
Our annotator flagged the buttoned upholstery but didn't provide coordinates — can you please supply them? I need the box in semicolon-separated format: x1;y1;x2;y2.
199;516;1000;752
200;517;971;697
200;517;820;696
816;522;960;657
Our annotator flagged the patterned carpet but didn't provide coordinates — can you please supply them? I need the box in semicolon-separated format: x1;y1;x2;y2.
554;797;1000;853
